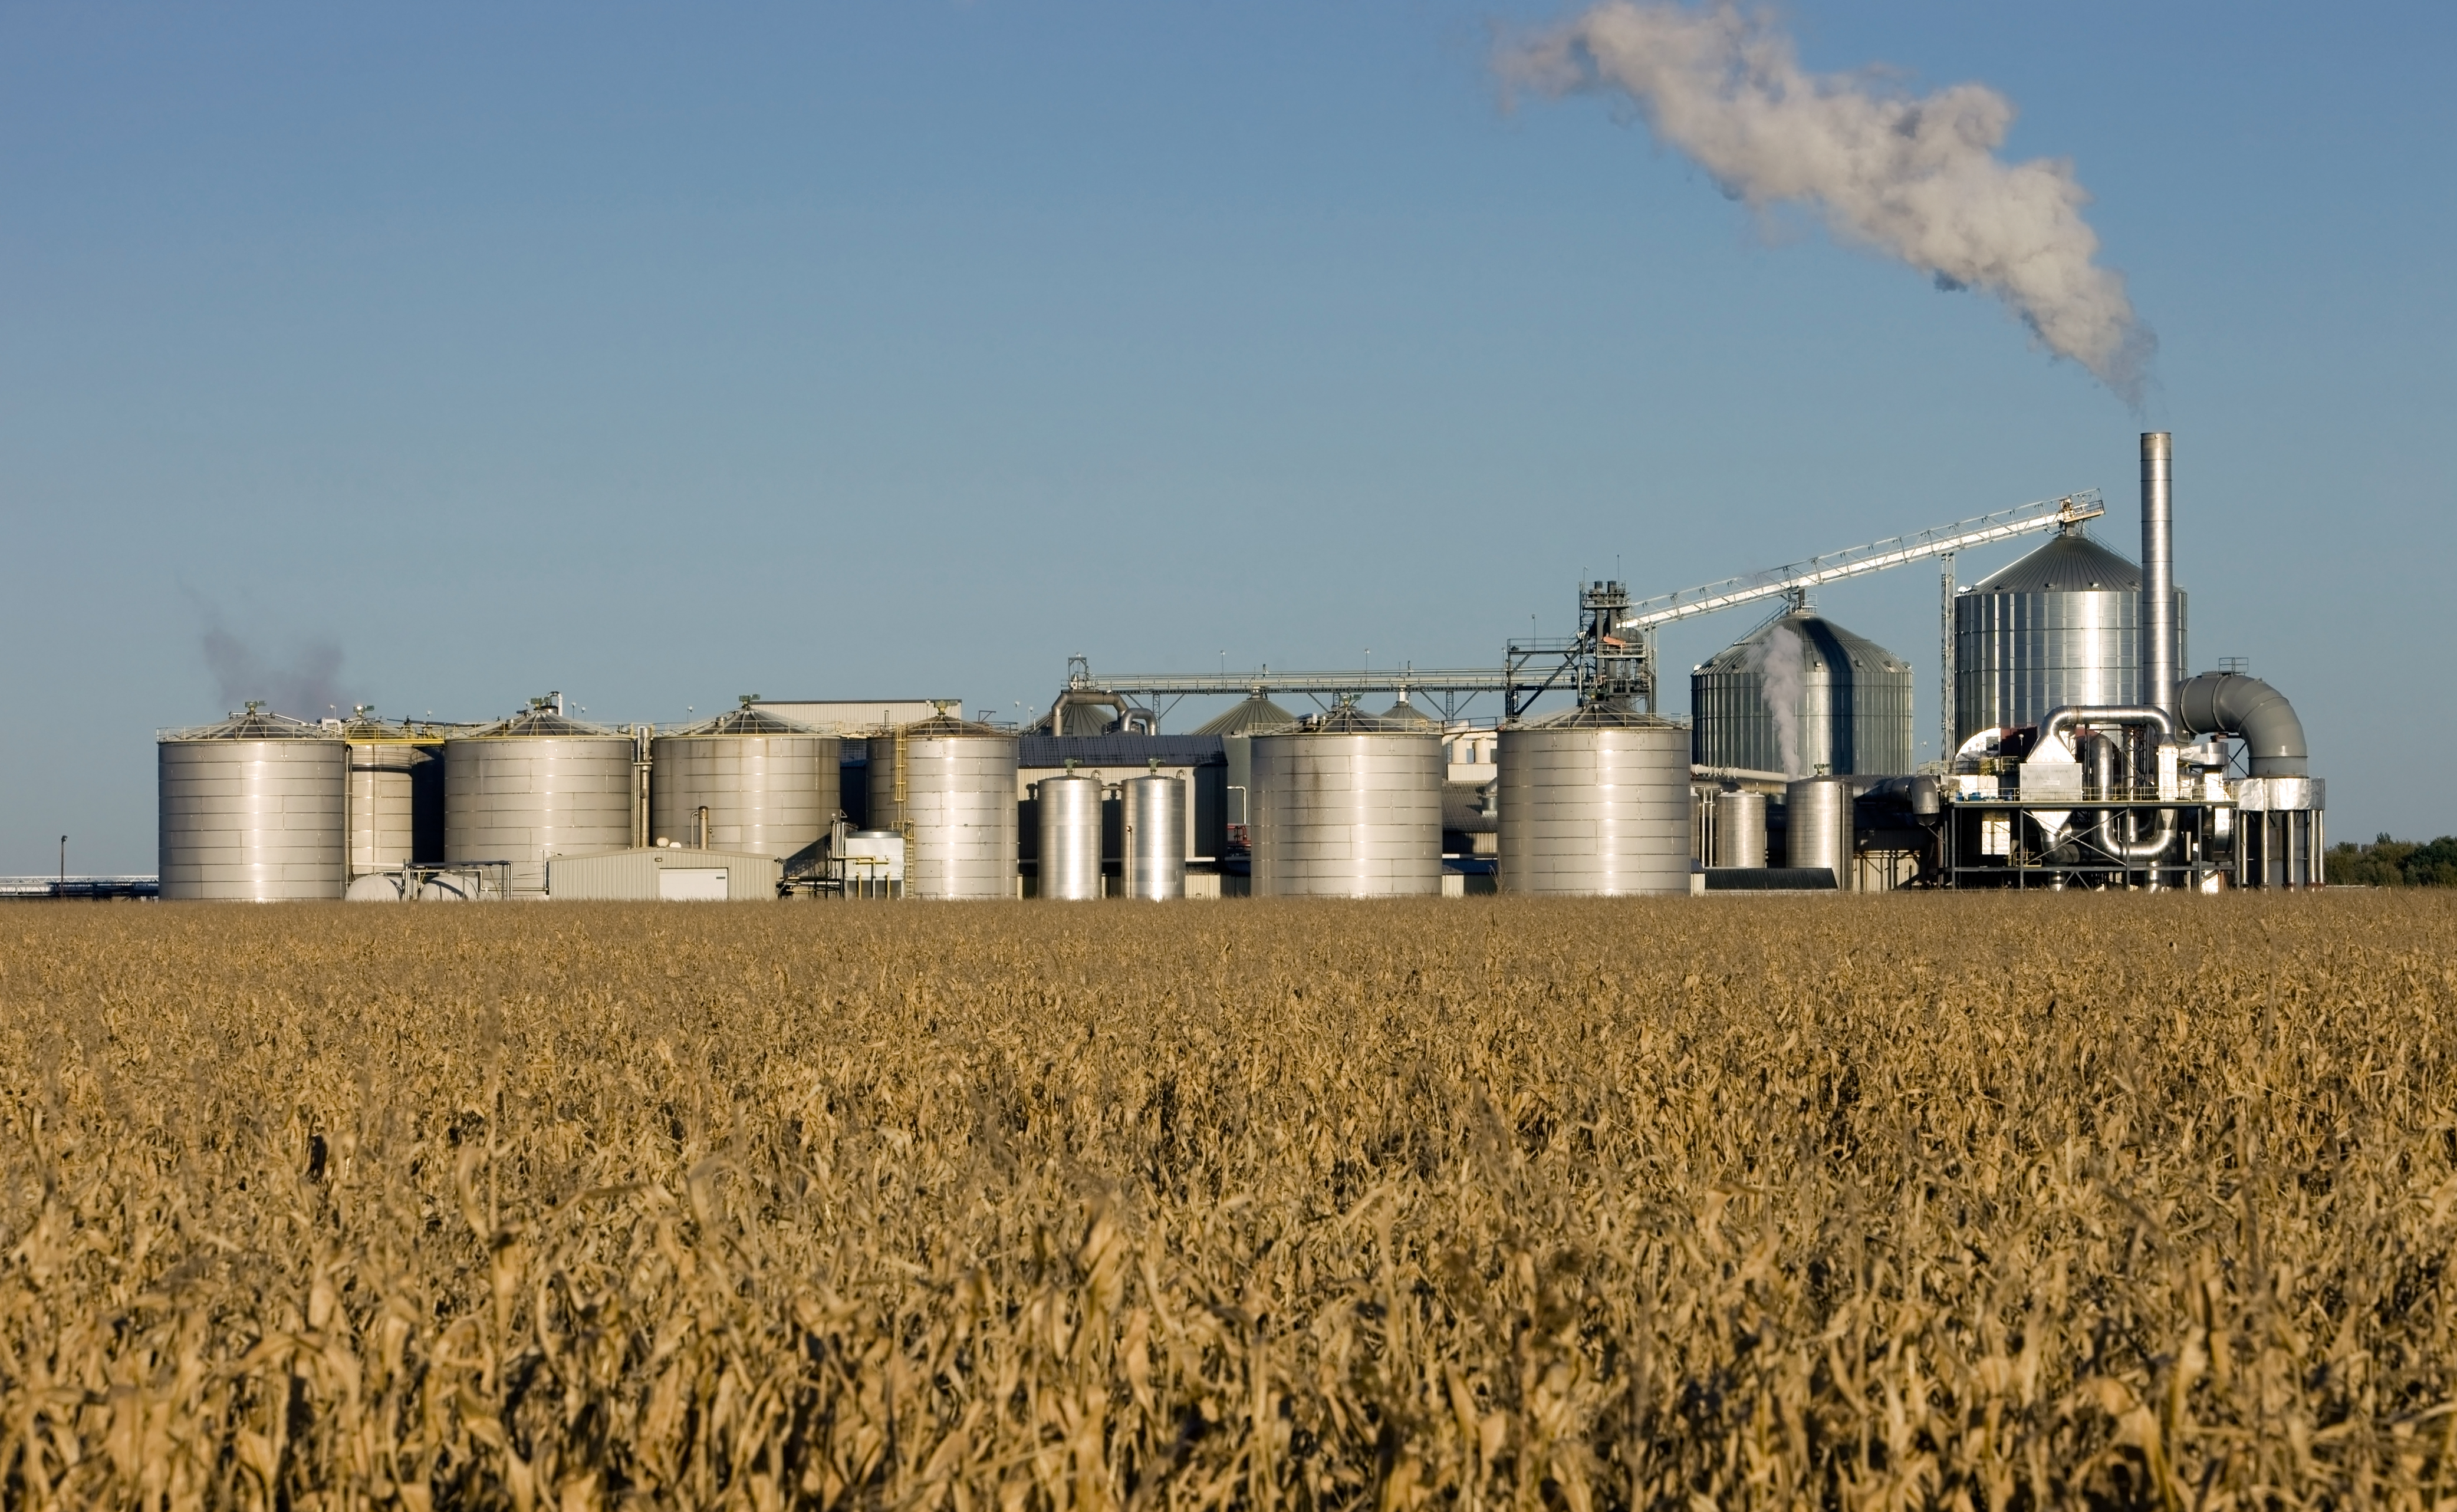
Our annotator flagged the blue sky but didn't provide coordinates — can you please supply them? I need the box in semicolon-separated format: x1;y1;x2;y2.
4;2;2451;871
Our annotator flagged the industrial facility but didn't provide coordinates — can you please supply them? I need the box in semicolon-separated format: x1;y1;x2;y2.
150;433;2324;901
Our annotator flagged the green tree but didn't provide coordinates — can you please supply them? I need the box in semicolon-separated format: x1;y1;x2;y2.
2326;832;2457;886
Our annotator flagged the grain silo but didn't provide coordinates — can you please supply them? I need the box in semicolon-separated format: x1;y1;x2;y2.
445;701;636;894
1691;608;1913;776
650;700;841;860
868;709;1018;900
1953;526;2186;744
1248;705;1442;897
1495;705;1690;896
158;706;349;901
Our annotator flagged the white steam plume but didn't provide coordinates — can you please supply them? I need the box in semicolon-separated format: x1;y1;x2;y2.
1747;620;1805;777
1499;3;2155;404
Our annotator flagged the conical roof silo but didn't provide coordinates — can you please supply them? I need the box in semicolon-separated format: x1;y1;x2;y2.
650;701;841;859
158;707;349;901
445;703;636;895
1952;528;2186;744
1248;704;1442;897
1690;610;1912;776
1496;703;1691;896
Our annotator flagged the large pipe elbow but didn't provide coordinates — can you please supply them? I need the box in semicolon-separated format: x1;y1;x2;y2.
2178;673;2308;777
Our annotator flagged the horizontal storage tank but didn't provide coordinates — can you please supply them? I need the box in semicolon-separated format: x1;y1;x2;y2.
341;713;446;875
1692;609;1912;777
1954;528;2186;743
1496;705;1690;896
159;707;349;901
650;702;842;861
446;704;636;895
869;711;1018;900
1123;770;1187;900
1036;769;1103;900
1249;706;1442;897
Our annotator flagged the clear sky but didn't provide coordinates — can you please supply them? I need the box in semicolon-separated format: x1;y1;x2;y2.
4;2;2451;872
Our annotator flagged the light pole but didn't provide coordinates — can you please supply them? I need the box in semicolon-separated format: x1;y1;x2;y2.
59;835;67;888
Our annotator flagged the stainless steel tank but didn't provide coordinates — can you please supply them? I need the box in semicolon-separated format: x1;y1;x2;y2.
1784;776;1856;890
1692;610;1913;776
868;712;1018;900
1953;529;2187;743
1496;706;1690;896
1123;770;1186;900
159;708;349;901
341;714;445;875
1036;771;1104;900
651;703;842;860
1712;789;1767;868
1249;707;1442;897
445;704;636;894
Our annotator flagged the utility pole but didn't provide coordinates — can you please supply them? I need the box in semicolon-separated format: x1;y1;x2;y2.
58;835;67;890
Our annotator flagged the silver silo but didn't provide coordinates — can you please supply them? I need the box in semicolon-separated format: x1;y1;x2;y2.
445;701;636;895
1037;770;1104;900
651;700;842;860
159;707;349;901
1123;769;1187;900
1496;705;1690;896
868;710;1018;900
1953;526;2187;743
1784;776;1856;890
1713;789;1767;868
341;712;445;875
1249;705;1442;897
1692;609;1913;776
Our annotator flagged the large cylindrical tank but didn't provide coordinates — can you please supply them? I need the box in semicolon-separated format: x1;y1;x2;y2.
1953;529;2188;743
1784;776;1856;889
340;715;446;875
651;704;842;861
1036;771;1103;900
445;706;636;894
159;709;348;901
1123;772;1187;900
1713;789;1767;868
1496;706;1690;896
1249;708;1442;897
1692;610;1913;776
868;713;1018;900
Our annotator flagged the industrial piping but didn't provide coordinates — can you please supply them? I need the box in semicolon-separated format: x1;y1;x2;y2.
2038;705;2179;864
2140;433;2176;723
2178;673;2309;777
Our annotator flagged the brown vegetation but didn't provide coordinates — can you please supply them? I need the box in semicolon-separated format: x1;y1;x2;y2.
0;894;2452;1509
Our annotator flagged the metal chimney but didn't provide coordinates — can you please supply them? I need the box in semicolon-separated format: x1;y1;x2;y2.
2139;433;2175;718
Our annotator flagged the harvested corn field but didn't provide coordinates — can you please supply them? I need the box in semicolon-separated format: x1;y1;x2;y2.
1;895;2453;1509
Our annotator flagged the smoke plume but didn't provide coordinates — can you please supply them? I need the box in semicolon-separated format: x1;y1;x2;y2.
1498;3;2155;404
1747;619;1806;776
197;607;348;720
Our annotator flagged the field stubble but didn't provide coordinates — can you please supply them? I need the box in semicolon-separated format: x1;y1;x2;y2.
1;894;2453;1510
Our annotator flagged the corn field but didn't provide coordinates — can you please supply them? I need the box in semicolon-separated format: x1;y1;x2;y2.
1;894;2452;1510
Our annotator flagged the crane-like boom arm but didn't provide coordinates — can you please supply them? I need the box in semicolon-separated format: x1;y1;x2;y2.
1614;490;2104;633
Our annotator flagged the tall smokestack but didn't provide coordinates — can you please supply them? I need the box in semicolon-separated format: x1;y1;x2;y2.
2140;432;2175;718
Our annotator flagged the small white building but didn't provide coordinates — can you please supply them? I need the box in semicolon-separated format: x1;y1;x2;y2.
545;845;781;901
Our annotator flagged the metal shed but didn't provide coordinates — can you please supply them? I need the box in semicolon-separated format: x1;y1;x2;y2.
545;846;781;901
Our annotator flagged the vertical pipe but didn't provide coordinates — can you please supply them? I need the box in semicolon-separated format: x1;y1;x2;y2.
1938;552;1956;764
2140;433;2176;721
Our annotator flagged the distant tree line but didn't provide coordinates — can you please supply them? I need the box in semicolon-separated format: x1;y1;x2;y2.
2327;835;2457;887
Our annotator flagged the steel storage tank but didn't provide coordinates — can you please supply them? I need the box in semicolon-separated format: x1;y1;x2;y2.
1692;609;1913;776
868;710;1019;900
1249;706;1442;897
651;701;842;860
1123;770;1187;900
1036;770;1103;900
341;713;446;875
1713;789;1767;868
159;707;350;901
1496;704;1691;896
445;703;636;895
1953;528;2187;743
1784;777;1856;889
